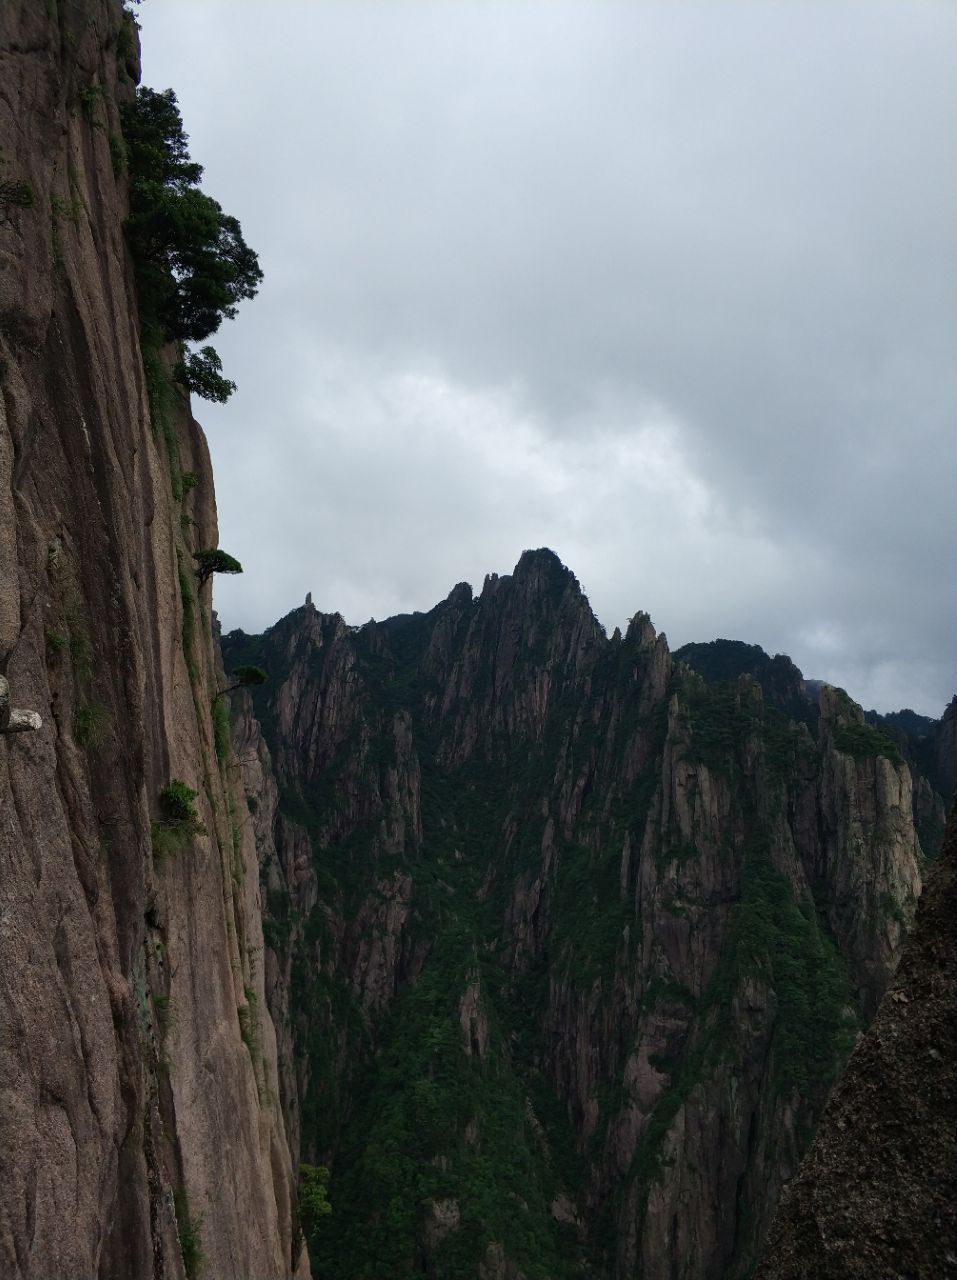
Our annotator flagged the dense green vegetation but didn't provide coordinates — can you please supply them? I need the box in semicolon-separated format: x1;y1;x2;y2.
299;1163;332;1237
152;779;204;863
159;778;199;824
193;547;243;586
723;840;858;1093
865;707;937;739
121;86;261;398
309;945;580;1280
682;677;757;773
834;721;903;766
174;345;236;402
675;638;772;684
676;638;817;728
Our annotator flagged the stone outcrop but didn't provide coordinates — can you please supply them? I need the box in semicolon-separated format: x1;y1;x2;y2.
0;5;303;1277
755;802;957;1279
0;675;42;733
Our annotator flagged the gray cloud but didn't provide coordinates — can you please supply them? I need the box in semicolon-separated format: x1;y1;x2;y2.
140;1;955;715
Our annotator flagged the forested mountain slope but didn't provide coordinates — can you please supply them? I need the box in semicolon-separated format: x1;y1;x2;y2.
226;549;935;1278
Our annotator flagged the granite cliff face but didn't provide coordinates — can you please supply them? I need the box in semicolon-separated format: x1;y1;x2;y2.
0;6;947;1278
225;550;933;1279
0;5;303;1277
755;802;957;1279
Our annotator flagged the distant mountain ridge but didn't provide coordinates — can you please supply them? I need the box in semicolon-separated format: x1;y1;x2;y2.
865;707;938;739
676;638;952;860
224;548;948;1279
673;638;812;726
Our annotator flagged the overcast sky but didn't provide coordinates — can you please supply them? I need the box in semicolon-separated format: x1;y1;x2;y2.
139;1;955;717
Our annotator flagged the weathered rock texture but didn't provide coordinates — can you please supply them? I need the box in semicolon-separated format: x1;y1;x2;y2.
755;802;957;1279
225;550;942;1279
0;5;948;1277
0;5;304;1277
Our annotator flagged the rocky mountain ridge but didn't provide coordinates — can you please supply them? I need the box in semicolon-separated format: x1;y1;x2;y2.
225;547;941;1278
677;638;952;888
1;4;951;1277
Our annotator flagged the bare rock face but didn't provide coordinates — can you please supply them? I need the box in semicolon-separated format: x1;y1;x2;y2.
816;686;923;1016
225;548;941;1279
755;803;957;1280
0;5;303;1277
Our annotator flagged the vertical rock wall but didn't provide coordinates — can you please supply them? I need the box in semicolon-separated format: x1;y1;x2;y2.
755;802;957;1279
0;4;304;1277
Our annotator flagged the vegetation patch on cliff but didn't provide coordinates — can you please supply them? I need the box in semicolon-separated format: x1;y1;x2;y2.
173;1185;204;1280
120;86;261;398
722;839;859;1095
309;941;580;1280
834;721;903;766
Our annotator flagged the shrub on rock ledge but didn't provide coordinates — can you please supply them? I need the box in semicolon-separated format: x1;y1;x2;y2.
193;548;242;587
159;778;199;825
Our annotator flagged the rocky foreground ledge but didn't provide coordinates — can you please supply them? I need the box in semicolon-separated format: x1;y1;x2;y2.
756;803;957;1279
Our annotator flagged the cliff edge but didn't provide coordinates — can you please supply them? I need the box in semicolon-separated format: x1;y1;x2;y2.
0;4;305;1276
756;802;957;1279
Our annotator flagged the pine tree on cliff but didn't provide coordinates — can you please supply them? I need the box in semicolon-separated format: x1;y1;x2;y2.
120;87;262;397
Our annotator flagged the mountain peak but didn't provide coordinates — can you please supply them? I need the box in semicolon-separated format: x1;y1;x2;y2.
515;546;565;571
511;548;581;597
444;581;474;608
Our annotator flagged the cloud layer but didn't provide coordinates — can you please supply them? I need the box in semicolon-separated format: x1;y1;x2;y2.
139;1;955;715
